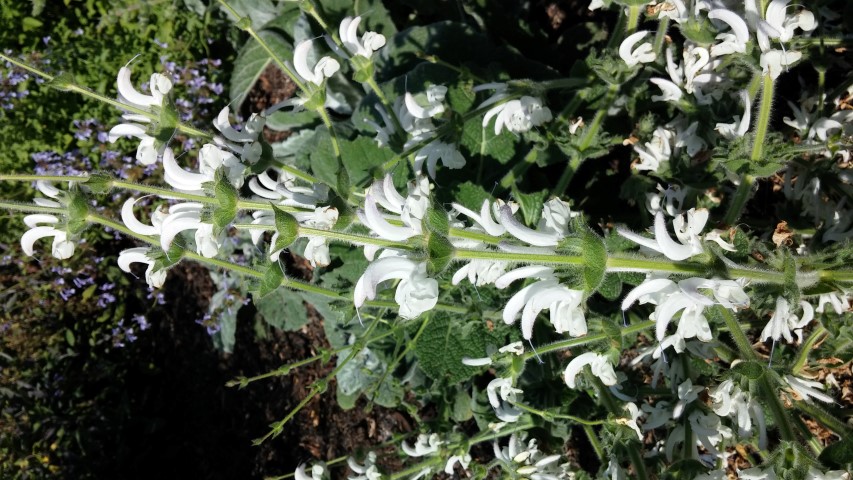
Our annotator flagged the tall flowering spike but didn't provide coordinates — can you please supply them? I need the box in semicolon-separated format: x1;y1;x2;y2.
619;31;656;67
354;257;438;319
293;39;340;86
339;16;386;58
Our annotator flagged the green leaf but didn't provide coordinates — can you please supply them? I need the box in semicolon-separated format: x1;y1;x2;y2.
460;115;517;165
580;226;607;296
213;169;238;230
511;187;548;226
730;361;766;380
83;172;112;194
415;314;499;384
340;136;394;187
451;388;473;422
254;289;309;332
426;233;454;276
819;434;853;468
257;262;284;298
272;205;298;252
452;181;492;210
598;273;623;301
229;30;293;108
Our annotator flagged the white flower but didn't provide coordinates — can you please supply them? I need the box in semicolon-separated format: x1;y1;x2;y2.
294;463;327;480
620;402;643;440
785;374;834;403
108;123;159;165
248;168;329;208
357;176;427;243
816;292;849;315
499;205;562;247
444;453;472;475
710;379;767;448
452;199;518;236
708;9;750;57
123;197;220;258
110;63;173;165
622;276;748;344
672;379;703;419
665;410;732;462
633;126;674;172
118;247;167;288
402;433;442;457
617;209;708;261
163;145;245;194
413;138;466;178
353;257;438;319
302;206;339;267
347;452;382;480
116;64;172;108
761;296;814;343
21;181;75;260
650;77;683;103
807;468;850;480
293;39;340;86
212;106;264;165
339;16;386;58
715;90;752;139
501;279;586;340
452;259;508;286
564;352;617;389
757;0;817;52
493;434;563;479
482;96;553;135
404;85;447;119
487;377;524;422
619;31;656;67
760;49;802;80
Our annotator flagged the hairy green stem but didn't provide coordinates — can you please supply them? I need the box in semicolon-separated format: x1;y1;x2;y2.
0;201;65;215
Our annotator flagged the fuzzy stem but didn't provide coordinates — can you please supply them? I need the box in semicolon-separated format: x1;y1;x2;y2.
0;174;87;183
0;201;65;215
653;16;670;57
625;6;642;35
751;75;775;162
